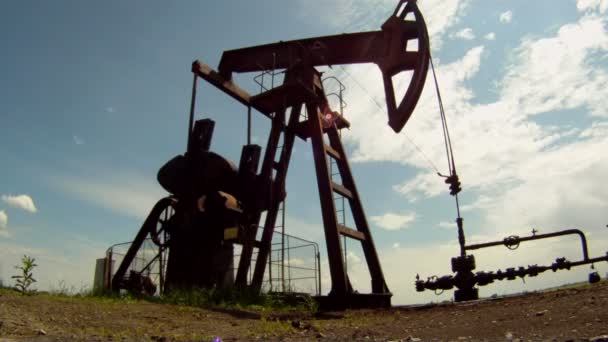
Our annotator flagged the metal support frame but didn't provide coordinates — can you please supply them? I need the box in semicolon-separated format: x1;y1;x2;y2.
191;60;391;307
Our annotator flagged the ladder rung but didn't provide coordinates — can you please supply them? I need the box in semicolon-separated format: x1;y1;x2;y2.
338;224;366;241
325;144;341;160
331;181;353;199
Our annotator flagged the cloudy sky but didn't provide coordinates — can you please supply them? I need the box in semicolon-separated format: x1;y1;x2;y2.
1;0;607;304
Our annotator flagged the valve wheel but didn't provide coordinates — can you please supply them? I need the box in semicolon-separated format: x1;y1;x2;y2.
150;198;176;248
504;235;521;250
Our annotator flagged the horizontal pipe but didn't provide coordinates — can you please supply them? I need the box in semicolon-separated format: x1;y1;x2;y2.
416;253;608;292
569;254;608;267
465;229;590;261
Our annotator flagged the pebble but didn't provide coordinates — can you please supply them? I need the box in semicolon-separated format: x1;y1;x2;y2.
37;328;47;336
590;336;608;342
399;337;421;342
535;310;548;316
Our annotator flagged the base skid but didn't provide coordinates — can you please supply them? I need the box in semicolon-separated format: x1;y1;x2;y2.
314;292;392;311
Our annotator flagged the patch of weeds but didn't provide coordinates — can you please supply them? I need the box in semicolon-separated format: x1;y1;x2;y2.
256;315;296;339
32;280;318;319
11;255;37;295
157;286;293;311
49;280;78;297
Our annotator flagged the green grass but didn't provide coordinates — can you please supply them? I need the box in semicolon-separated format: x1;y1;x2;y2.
149;286;318;314
7;283;318;315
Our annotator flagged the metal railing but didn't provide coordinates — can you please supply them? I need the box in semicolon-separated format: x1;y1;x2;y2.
235;229;321;295
105;238;167;295
104;230;320;296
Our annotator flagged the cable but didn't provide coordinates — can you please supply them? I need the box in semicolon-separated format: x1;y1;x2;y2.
428;51;467;256
429;57;461;207
338;57;465;254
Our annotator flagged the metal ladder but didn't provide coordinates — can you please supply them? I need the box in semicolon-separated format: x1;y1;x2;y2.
324;76;348;273
307;103;390;296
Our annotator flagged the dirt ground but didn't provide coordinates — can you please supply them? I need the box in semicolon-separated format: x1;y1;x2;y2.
1;281;608;342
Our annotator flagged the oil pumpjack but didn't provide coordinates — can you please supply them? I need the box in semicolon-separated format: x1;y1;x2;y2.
111;0;430;309
109;0;608;307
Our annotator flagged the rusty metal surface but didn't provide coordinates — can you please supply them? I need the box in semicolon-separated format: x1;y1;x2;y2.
327;127;390;294
111;0;434;310
250;102;302;292
216;0;430;132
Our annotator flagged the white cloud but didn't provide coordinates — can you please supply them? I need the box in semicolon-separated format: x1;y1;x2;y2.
105;106;115;113
418;0;472;50
501;14;608;117
322;6;608;251
370;212;416;230
451;27;475;40
336;45;484;170
437;221;456;229
499;10;513;24
0;210;6;228
73;135;85;145
1;194;38;213
346;250;362;264
298;0;471;51
577;0;608;13
484;32;496;40
52;171;165;220
0;210;8;235
343;10;608;205
284;214;325;242
392;242;400;249
476;137;608;233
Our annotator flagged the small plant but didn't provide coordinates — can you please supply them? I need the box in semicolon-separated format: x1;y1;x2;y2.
11;255;37;295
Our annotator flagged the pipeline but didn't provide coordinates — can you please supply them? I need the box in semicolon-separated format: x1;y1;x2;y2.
416;253;608;293
465;229;590;261
415;228;608;302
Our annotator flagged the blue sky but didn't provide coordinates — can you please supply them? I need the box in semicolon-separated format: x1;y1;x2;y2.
1;0;608;304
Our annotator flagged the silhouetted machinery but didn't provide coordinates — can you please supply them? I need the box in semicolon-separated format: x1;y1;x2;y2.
415;226;608;302
112;0;430;309
111;0;608;307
